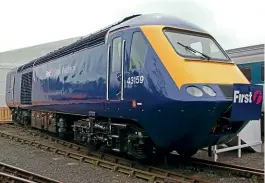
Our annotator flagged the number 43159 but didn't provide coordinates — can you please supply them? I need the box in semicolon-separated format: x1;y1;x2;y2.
126;76;144;85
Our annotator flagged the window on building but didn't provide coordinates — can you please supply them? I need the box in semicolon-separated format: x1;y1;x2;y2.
112;37;122;72
261;64;264;81
239;66;251;82
130;32;148;70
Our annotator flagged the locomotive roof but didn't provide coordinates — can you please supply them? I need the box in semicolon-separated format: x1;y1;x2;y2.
16;13;206;73
109;13;206;33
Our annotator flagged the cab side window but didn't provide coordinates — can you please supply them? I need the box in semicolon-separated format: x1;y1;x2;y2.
130;32;148;70
112;37;122;72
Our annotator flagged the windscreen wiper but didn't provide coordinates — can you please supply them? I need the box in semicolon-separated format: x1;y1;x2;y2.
177;42;211;60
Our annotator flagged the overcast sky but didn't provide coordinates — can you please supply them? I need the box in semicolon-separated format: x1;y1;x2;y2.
0;0;264;53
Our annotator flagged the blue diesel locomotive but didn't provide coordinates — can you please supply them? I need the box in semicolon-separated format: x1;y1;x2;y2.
5;14;263;160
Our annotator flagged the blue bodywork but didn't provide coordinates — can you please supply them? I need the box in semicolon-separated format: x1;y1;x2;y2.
5;14;262;153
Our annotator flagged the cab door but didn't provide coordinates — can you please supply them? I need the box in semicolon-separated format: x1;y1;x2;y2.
123;30;148;100
11;76;15;105
8;75;15;106
107;31;125;101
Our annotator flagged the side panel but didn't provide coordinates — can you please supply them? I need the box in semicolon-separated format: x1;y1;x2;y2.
31;45;107;115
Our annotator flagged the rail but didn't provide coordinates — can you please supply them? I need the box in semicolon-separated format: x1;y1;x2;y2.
0;172;37;183
2;123;264;182
0;125;207;183
0;161;62;183
188;157;264;179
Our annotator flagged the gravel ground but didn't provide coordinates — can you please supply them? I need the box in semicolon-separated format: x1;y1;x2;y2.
0;124;263;183
193;144;264;170
0;135;146;183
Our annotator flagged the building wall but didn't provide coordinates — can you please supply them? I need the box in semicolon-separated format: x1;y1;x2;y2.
0;37;81;67
0;37;81;106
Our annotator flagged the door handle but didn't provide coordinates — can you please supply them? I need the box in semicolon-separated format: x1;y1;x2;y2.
116;90;121;98
117;73;121;82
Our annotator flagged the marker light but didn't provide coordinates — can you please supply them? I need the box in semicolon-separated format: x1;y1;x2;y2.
186;86;203;97
202;86;216;97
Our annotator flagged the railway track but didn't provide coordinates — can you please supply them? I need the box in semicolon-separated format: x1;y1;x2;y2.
1;123;264;182
186;157;264;179
166;152;264;180
0;126;207;183
0;161;62;183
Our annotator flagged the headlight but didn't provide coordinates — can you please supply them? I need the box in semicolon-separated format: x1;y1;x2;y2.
202;86;216;97
186;86;203;97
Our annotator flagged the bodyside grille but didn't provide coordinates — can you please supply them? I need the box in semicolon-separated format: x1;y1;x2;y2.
20;72;33;105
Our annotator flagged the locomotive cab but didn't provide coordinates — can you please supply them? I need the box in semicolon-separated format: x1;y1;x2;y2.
139;24;262;155
141;25;249;87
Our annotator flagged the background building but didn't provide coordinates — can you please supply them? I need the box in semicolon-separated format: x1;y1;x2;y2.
226;44;264;85
0;37;81;106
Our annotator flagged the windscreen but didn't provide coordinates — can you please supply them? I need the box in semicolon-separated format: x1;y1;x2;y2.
164;28;231;61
